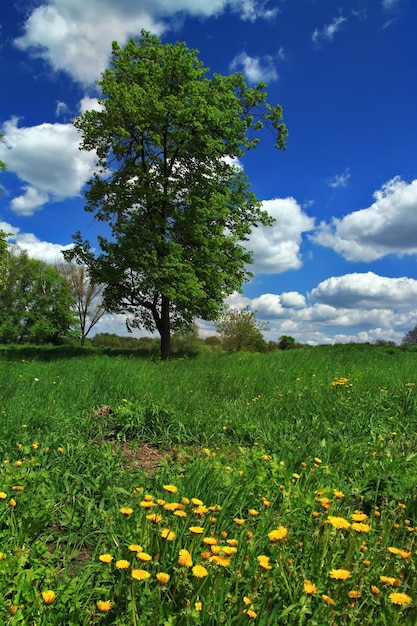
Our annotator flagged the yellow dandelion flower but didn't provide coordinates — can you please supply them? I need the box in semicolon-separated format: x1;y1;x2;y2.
99;553;113;563
156;572;170;584
15;460;23;467
41;590;56;605
333;489;345;498
160;528;176;541
314;457;322;464
189;526;205;534
181;497;190;505
136;552;152;562
164;502;182;511
191;498;203;506
9;498;16;507
163;484;178;493
193;505;209;516
192;564;208;578
380;576;399;586
268;526;288;541
389;592;412;605
233;518;245;525
201;551;211;559
387;547;411;559
351;522;370;532
363;560;371;567
210;555;230;567
96;600;112;612
249;509;259;516
292;473;300;479
195;601;202;611
128;544;143;553
146;513;163;523
351;512;368;522
132;569;151;581
57;446;64;453
330;569;351;580
203;537;218;545
326;516;351;530
211;545;221;555
178;549;193;567
371;585;381;594
144;494;154;501
12;486;24;491
348;590;361;599
222;546;238;555
140;501;156;509
157;498;166;506
227;539;238;546
174;509;187;517
0;492;7;499
263;499;271;507
246;608;257;618
304;580;317;595
115;559;130;569
120;507;133;515
257;555;272;570
322;594;335;605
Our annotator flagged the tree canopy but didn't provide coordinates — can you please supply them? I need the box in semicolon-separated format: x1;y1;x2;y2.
0;248;77;344
66;31;287;359
216;307;267;353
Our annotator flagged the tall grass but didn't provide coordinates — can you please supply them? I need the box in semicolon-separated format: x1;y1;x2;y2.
0;344;416;623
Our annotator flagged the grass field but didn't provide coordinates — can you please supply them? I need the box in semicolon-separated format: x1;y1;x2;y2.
0;344;416;624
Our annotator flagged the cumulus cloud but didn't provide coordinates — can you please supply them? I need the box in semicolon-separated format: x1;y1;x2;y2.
1;221;73;264
310;272;417;309
0;116;97;215
313;177;417;261
229;52;279;84
248;197;315;274
221;271;417;345
14;0;278;85
312;15;347;46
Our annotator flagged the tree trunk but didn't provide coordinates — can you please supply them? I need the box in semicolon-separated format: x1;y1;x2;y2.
159;295;171;360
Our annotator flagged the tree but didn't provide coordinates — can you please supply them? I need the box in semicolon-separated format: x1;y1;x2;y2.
278;335;295;350
216;307;267;353
0;248;77;344
57;261;106;346
66;32;287;360
402;325;417;346
0;231;8;291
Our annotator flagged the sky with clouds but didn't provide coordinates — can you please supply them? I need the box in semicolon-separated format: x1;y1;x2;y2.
0;0;416;344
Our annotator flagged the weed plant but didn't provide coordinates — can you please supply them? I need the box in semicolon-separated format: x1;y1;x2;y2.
0;344;416;623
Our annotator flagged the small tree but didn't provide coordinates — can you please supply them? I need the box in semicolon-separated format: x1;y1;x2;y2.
0;248;76;344
279;335;295;350
57;261;106;346
216;307;267;353
402;325;417;346
66;31;287;360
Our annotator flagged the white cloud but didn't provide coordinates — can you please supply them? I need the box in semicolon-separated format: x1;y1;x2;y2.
1;221;73;263
329;168;351;189
221;271;417;345
79;96;104;114
14;0;278;85
55;100;69;117
312;15;347;46
0;116;97;216
229;52;279;84
248;197;315;274
310;272;417;309
313;177;417;261
382;0;399;9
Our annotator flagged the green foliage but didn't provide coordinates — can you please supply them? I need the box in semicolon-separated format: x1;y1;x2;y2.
66;31;287;360
0;248;77;344
216;307;267;352
279;334;296;350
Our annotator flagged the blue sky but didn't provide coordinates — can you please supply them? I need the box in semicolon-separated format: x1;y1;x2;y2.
1;0;416;344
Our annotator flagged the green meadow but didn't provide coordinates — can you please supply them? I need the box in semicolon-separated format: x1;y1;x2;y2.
0;344;416;624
